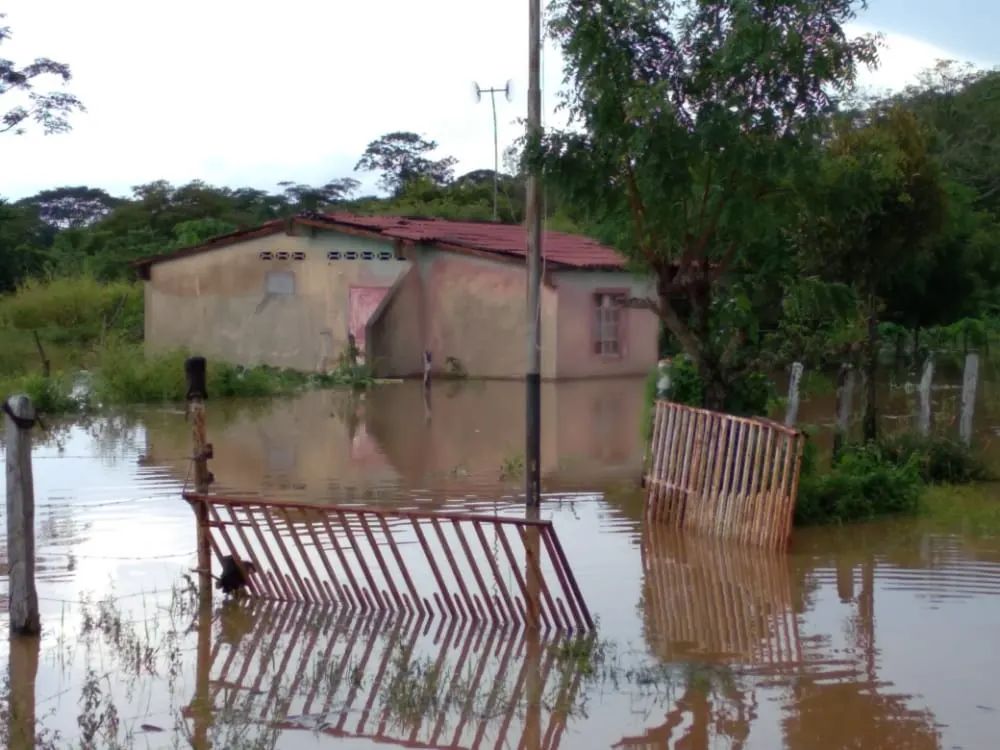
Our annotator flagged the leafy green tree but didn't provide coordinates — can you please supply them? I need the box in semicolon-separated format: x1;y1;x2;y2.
278;177;360;211
355;132;457;195
895;64;1000;216
17;186;121;228
538;0;878;409
0;200;47;290
806;106;948;440
1;13;83;134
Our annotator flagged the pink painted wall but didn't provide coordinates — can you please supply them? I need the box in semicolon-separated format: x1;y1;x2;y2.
368;249;656;379
349;286;390;352
553;269;658;378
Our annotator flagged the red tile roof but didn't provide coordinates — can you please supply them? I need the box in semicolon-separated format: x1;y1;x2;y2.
318;213;627;269
133;213;628;274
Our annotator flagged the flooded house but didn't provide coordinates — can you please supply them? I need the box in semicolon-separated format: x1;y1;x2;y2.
134;213;658;378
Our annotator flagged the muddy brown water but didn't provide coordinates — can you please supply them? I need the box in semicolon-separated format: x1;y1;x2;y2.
1;373;998;749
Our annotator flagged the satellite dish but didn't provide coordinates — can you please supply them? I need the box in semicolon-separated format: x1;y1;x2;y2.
473;82;482;103
504;80;514;102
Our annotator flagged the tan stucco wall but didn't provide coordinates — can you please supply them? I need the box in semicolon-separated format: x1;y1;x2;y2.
367;265;425;377
145;227;655;379
416;250;559;379
553;269;658;378
145;229;408;371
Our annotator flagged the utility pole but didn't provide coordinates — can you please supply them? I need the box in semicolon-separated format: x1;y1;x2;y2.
525;0;542;507
474;81;512;222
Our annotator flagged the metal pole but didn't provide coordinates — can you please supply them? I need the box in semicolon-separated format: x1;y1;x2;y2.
525;0;542;507
490;89;499;222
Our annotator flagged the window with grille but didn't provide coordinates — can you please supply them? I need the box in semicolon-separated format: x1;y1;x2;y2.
593;292;625;357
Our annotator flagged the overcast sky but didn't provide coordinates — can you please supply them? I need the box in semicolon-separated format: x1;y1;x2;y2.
1;0;996;201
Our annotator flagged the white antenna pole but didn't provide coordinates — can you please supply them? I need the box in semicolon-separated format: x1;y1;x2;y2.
474;82;510;222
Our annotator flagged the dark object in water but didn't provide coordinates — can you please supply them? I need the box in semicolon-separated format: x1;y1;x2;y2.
216;555;257;595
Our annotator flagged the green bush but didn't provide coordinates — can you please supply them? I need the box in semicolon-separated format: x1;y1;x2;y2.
0;372;85;415
877;433;990;484
0;276;143;344
92;343;189;404
795;442;923;525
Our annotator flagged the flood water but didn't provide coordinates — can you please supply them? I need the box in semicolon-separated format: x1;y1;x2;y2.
1;371;999;749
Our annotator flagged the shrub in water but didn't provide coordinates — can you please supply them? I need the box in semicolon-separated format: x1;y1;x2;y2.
877;432;989;484
0;373;84;415
795;442;922;526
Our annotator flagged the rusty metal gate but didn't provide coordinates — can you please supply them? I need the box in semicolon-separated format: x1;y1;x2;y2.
185;492;593;631
645;401;805;550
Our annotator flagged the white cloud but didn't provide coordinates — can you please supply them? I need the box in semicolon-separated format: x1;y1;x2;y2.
0;3;990;200
847;22;990;96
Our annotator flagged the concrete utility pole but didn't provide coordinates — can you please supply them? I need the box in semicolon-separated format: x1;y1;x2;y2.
525;0;542;507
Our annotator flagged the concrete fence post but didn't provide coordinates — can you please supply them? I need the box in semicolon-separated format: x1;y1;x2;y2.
959;352;980;447
785;362;804;427
917;355;934;436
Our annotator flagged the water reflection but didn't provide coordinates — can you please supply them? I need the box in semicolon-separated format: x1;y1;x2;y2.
1;375;999;749
141;379;647;504
185;601;581;749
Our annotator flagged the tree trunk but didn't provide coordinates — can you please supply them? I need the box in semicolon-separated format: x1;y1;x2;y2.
862;299;879;442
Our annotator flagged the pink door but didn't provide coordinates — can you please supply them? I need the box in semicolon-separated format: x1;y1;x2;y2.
349;286;390;353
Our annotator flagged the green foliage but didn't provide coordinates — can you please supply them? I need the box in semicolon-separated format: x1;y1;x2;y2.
877;433;989;484
0;372;84;414
663;355;704;408
920;483;1000;538
796;442;923;526
498;453;524;482
354;132;458;195
0;276;142;344
91;344;188;404
541;0;878;409
1;15;83;136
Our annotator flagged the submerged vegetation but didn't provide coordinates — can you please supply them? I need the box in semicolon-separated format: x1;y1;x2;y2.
795;433;992;526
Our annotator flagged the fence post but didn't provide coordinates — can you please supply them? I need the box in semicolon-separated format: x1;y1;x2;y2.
185;357;213;601
5;394;41;636
785;362;804;427
423;350;432;389
917;355;934;436
959;352;979;447
834;364;855;458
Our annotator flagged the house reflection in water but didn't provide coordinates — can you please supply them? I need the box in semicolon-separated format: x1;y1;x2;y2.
141;378;647;504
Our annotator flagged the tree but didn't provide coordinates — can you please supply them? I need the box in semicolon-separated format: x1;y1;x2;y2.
17;186;121;228
355;132;457;195
806;107;948;440
278;177;360;211
0;200;47;290
895;64;1000;216
538;0;878;410
1;14;83;134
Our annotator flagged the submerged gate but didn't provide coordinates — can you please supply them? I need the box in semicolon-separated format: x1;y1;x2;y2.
186;492;593;632
644;401;804;551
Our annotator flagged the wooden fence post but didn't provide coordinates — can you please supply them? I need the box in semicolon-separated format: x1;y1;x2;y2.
4;394;41;636
185;357;213;601
785;362;804;427
834;364;855;458
917;355;934;436
959;352;979;447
